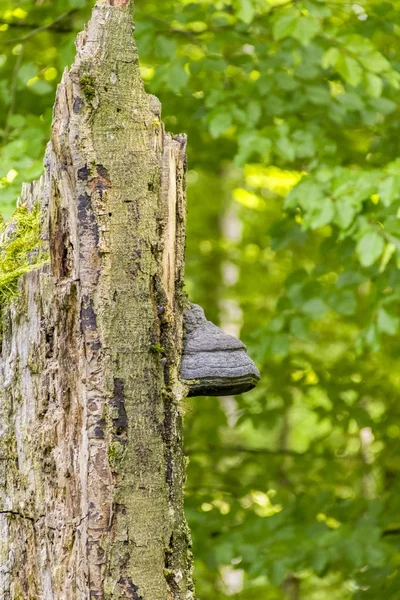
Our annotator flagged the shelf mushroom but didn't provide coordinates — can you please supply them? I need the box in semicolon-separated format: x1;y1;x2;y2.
180;303;260;397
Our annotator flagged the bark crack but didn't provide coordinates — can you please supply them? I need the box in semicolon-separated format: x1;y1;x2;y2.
0;509;35;523
0;510;89;532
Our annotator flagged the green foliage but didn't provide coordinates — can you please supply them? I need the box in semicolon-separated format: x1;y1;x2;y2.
2;0;400;598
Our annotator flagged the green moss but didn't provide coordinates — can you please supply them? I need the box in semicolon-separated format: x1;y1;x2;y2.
0;429;18;464
0;204;48;311
108;441;126;470
80;75;96;102
150;343;165;354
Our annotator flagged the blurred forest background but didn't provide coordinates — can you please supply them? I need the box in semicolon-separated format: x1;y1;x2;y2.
1;0;400;598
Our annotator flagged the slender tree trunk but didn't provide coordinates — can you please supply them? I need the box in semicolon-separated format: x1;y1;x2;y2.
0;2;193;599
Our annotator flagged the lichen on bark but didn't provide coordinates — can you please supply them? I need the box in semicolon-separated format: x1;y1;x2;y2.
0;1;193;599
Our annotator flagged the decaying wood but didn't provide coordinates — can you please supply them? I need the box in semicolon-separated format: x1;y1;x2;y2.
0;1;193;598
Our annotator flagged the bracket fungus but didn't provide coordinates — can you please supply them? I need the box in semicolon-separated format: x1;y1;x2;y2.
180;303;260;397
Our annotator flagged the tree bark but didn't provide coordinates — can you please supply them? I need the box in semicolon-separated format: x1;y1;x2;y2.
0;2;193;599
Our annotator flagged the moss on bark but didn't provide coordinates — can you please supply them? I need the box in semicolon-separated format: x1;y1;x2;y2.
0;204;48;309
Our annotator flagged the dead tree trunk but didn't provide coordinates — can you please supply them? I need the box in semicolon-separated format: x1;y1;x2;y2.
0;1;192;598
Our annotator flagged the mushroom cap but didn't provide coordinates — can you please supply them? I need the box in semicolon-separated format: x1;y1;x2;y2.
181;303;260;397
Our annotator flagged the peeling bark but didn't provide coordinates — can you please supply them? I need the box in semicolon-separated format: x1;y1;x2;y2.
0;2;192;599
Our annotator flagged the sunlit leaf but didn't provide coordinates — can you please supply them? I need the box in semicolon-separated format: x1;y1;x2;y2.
335;55;363;87
356;231;385;267
272;13;297;41
209;112;233;138
377;307;399;335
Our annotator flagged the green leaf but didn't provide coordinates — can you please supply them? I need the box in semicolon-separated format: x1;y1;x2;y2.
364;73;383;98
370;97;397;115
358;51;390;73
235;132;272;165
292;130;315;158
335;55;363;87
17;63;37;86
312;549;329;576
29;80;53;96
270;560;290;586
271;333;290;357
155;36;178;58
285;181;324;210
321;47;340;69
309;197;335;229
377;308;399;335
235;0;256;23
292;16;321;45
205;88;225;109
209;112;233;138
304;1;332;17
329;290;357;316
290;316;310;340
378;176;400;207
301;297;329;318
273;13;297;41
275;136;295;161
336;92;364;111
166;62;190;93
306;85;331;105
379;242;396;272
247;100;262;125
356;231;385;267
364;323;380;351
268;316;285;332
340;35;390;72
336;271;365;288
385;70;400;90
276;72;299;92
7;114;26;128
335;199;356;229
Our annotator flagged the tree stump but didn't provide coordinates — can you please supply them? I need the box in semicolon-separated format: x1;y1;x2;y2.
0;2;192;598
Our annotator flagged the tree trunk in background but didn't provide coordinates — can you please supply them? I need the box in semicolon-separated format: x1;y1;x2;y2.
0;1;193;599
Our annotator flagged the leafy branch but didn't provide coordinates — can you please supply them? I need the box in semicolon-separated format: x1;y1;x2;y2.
185;443;366;461
0;10;78;46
